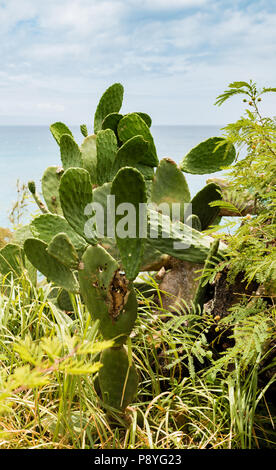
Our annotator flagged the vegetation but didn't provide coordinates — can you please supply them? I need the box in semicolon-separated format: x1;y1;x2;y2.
0;81;275;449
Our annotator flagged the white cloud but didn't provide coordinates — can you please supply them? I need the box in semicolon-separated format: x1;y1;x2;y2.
128;0;207;9
0;0;276;124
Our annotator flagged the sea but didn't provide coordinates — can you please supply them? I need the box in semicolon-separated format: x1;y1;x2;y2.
0;125;224;229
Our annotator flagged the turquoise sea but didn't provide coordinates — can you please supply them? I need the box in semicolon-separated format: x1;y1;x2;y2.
0;125;223;228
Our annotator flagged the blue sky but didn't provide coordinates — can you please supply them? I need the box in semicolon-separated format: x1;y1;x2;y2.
1;0;276;125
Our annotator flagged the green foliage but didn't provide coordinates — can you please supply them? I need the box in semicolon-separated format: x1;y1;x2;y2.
211;80;276;289
5;80;275;419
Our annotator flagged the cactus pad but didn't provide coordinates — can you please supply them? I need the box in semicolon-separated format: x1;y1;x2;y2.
151;158;191;221
59;168;97;244
102;112;123;134
191;183;222;230
98;346;138;410
30;214;87;252
47;233;79;269
78;245;137;343
117;113;158;167
42;166;64;215
50;122;73;145
24;238;79;292
94;83;124;133
96;129;118;185
180;137;236;174
147;209;225;264
60;134;83;170
111;167;147;280
80;135;97;185
80;124;88;137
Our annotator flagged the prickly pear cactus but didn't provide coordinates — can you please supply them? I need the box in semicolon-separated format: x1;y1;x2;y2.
3;81;233;412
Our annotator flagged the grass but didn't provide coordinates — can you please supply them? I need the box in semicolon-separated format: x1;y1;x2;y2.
0;272;275;449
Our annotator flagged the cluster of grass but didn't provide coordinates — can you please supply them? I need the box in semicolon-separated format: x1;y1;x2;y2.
0;271;275;449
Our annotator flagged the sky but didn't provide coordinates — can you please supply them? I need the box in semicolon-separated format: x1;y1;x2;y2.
0;0;276;126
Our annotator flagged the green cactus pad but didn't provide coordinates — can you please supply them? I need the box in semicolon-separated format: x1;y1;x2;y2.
13;225;33;247
180;137;236;174
80;135;97;185
24;238;79;292
193;239;220;310
0;244;24;277
117;113;158;167
78;245;137;343
28;181;36;194
151;158;191;221
94;83;124;133
47;233;79;269
60;134;83;170
186;214;202;232
113;135;148;167
102;112;123;134
30;214;87;252
50;122;73;145
59;168;97;244
112;135;154;180
57;288;74;312
42;166;64;215
190;183;222;230
147;209;226;264
111;167;147;280
80;124;88;137
98;346;138;410
136;112;152;128
96;129;118;185
92;182;112;239
133;164;154;181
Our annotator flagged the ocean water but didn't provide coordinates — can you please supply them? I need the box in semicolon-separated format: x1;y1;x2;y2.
0;125;223;228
